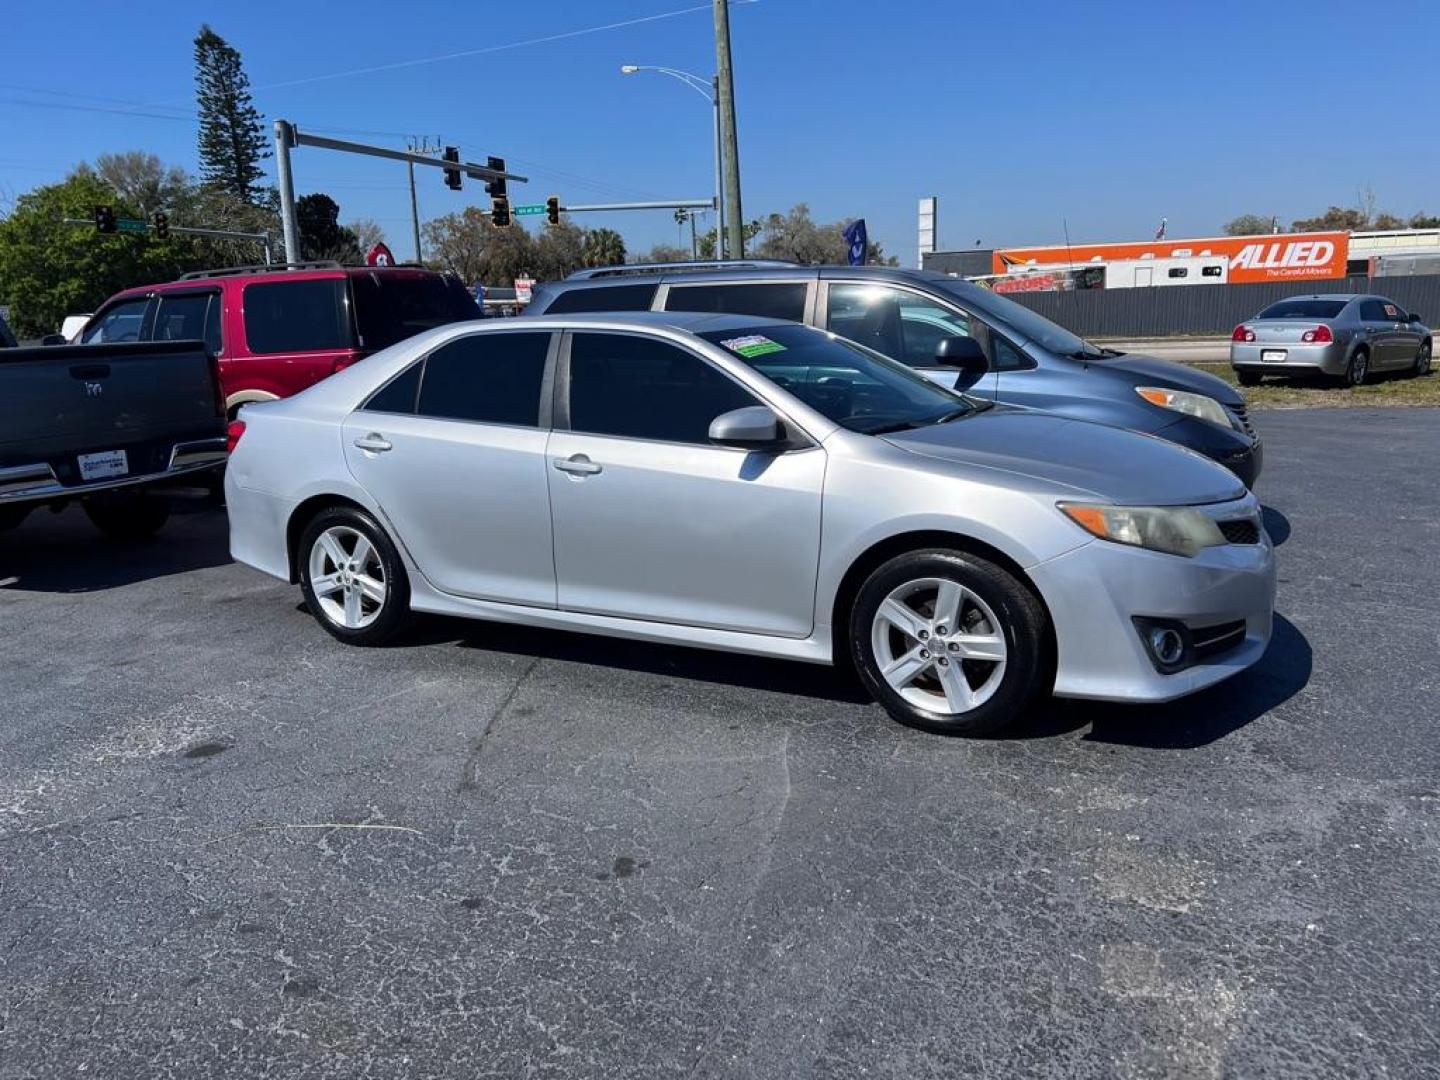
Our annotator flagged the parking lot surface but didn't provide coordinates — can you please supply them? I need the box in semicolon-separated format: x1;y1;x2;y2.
2;408;1437;1079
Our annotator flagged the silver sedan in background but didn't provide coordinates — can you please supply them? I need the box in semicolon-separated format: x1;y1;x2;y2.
226;313;1276;737
1231;293;1432;387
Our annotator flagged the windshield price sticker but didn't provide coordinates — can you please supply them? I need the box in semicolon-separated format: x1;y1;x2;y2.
720;334;786;358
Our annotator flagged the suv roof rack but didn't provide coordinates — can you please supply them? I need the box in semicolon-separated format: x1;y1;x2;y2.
178;261;343;281
566;259;798;281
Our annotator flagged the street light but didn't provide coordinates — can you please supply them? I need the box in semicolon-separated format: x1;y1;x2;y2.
621;64;725;259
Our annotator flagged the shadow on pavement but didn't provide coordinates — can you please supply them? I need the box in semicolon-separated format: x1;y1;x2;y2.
0;500;231;593
1262;505;1291;546
1076;614;1311;749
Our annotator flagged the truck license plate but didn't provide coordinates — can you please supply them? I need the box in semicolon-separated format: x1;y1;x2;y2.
1261;349;1287;363
78;449;128;481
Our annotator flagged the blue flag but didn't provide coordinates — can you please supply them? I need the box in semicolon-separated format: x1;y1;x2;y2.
843;219;867;265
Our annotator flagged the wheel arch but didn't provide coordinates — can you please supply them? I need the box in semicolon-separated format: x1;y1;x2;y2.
829;529;1057;668
285;493;373;583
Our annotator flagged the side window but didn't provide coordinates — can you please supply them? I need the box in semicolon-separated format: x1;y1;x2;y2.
664;282;807;321
203;293;224;354
544;283;657;314
416;332;550;427
243;279;348;354
1359;300;1388;322
1202;265;1223;278
153;294;213;344
990;334;1033;372
1167;267;1189;279
363;361;423;415
826;284;970;369
567;332;760;444
82;298;150;344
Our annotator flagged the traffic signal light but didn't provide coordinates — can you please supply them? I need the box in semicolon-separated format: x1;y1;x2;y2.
546;196;560;226
442;146;462;191
484;156;507;200
491;197;510;228
152;211;170;240
94;205;116;234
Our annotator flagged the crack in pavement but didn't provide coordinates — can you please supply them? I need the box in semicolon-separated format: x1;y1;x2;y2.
459;656;542;792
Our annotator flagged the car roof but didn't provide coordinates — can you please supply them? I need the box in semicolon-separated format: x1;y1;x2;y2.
106;264;450;302
512;310;798;333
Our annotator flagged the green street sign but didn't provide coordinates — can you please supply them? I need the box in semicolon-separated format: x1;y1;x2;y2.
512;204;546;216
116;218;149;234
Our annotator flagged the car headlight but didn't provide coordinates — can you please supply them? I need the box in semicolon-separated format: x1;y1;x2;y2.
1058;502;1227;557
1135;386;1231;428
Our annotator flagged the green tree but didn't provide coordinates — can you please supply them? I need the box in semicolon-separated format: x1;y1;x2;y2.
422;209;537;287
296;193;361;262
1223;214;1276;236
1291;206;1370;232
582;227;626;267
696;219;762;259
633;244;691;264
194;25;270;205
532;219;586;279
749;204;897;265
0;170;192;337
95;152;189;217
1410;213;1440;229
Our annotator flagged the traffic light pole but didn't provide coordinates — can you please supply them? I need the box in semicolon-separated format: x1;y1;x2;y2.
272;119;527;262
559;200;715;213
64;218;274;263
713;0;744;257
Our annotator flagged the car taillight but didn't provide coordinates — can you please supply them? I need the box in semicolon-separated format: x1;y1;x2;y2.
1231;325;1255;342
226;419;246;454
1301;325;1333;343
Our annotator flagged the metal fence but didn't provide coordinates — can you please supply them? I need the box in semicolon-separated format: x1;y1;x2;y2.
1001;274;1440;338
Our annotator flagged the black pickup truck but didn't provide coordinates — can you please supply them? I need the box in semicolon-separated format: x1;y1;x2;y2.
0;317;228;539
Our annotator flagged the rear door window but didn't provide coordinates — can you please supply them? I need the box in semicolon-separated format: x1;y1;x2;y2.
152;293;214;344
826;284;971;368
544;283;658;313
415;332;551;427
82;298;151;343
242;279;349;354
1359;299;1388;322
663;282;807;321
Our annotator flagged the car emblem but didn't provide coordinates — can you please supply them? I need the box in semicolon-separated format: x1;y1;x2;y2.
84;381;103;397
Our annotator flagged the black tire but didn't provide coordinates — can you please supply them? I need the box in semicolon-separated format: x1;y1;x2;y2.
297;506;410;646
0;504;31;532
1236;370;1262;387
83;491;171;540
1343;348;1370;387
848;548;1049;737
1412;342;1432;378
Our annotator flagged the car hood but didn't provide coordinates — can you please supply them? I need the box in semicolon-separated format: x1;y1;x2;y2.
1099;352;1244;406
881;408;1247;505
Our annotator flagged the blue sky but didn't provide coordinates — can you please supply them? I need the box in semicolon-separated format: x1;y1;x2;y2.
5;0;1439;264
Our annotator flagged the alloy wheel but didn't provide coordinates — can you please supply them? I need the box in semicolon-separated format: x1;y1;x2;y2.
870;577;1007;715
308;525;388;630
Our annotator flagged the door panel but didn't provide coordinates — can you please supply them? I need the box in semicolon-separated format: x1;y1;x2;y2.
342;413;556;606
546;433;825;636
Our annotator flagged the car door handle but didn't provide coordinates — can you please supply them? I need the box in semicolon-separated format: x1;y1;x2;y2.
353;433;393;453
554;454;602;476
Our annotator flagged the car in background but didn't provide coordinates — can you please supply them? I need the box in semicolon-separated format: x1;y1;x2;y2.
81;261;481;417
1231;294;1432;387
526;262;1263;487
226;312;1275;737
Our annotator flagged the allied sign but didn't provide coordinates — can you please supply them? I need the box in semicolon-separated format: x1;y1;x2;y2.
994;230;1349;284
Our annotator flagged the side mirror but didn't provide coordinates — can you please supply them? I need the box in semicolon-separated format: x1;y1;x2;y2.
934;335;989;390
40;333;68;346
708;405;788;451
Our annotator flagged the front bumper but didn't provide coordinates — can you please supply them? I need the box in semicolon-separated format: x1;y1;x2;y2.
1028;497;1276;702
1231;341;1348;376
1155;412;1262;488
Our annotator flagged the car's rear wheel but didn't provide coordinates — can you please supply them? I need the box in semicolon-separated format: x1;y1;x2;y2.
83;491;171;540
1343;348;1370;387
1412;342;1432;378
1236;370;1262;387
298;506;410;645
849;549;1048;736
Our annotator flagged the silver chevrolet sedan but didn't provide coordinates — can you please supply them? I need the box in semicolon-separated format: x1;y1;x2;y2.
226;313;1276;736
1231;293;1432;386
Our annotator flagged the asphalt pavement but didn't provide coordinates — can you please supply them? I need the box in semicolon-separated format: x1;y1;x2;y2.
2;408;1437;1079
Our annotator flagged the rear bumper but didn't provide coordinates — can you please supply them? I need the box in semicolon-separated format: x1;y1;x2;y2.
0;438;226;505
225;473;294;582
1231;341;1348;376
1030;506;1277;702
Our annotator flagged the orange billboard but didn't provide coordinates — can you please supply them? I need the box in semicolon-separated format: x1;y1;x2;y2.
993;231;1349;284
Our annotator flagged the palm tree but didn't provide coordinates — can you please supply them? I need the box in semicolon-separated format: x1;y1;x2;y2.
582;227;626;268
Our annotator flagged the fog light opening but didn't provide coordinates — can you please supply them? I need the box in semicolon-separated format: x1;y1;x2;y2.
1149;627;1186;667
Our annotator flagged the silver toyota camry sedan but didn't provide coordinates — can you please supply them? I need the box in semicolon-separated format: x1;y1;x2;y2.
226;313;1276;736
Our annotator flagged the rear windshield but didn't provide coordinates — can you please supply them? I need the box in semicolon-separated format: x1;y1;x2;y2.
1256;299;1348;319
352;273;482;350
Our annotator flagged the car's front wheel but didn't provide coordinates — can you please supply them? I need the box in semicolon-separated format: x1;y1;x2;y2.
849;549;1049;736
298;506;410;645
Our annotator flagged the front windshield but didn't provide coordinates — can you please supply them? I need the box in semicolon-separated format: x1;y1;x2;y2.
700;323;977;435
935;277;1113;359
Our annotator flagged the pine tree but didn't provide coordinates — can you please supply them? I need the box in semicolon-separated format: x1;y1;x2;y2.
194;25;270;206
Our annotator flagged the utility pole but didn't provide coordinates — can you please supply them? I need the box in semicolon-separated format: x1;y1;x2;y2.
713;0;744;258
407;136;439;263
273;120;300;263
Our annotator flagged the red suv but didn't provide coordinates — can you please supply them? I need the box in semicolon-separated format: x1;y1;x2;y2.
81;262;481;417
